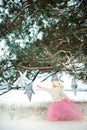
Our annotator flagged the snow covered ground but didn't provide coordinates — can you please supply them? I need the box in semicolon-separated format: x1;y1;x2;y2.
0;89;87;106
0;120;87;130
0;73;87;130
0;89;87;130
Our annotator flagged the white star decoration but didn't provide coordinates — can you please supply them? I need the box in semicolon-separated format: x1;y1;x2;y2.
24;82;35;101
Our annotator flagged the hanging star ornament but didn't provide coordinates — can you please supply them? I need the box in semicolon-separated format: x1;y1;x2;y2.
24;82;35;101
71;77;78;96
51;73;59;82
3;79;11;90
17;70;30;89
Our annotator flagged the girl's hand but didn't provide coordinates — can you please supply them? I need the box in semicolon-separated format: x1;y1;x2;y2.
36;84;42;89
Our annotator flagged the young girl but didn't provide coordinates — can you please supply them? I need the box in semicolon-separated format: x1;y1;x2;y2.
37;77;83;121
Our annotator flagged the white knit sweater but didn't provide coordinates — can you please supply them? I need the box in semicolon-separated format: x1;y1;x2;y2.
41;87;68;102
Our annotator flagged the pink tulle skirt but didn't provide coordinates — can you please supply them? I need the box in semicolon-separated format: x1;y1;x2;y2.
46;98;83;121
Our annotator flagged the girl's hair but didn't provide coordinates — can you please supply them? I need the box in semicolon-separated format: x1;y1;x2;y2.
52;82;64;88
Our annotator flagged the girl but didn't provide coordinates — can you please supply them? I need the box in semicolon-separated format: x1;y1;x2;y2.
37;77;83;121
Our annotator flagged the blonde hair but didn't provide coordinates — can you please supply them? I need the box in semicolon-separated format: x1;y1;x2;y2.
52;81;64;88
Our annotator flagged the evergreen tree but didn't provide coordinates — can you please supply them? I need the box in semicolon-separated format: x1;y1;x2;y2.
0;0;87;86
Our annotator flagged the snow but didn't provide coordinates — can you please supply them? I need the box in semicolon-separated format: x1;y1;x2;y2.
0;90;87;130
0;120;87;130
0;89;87;106
64;91;87;102
0;72;87;130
